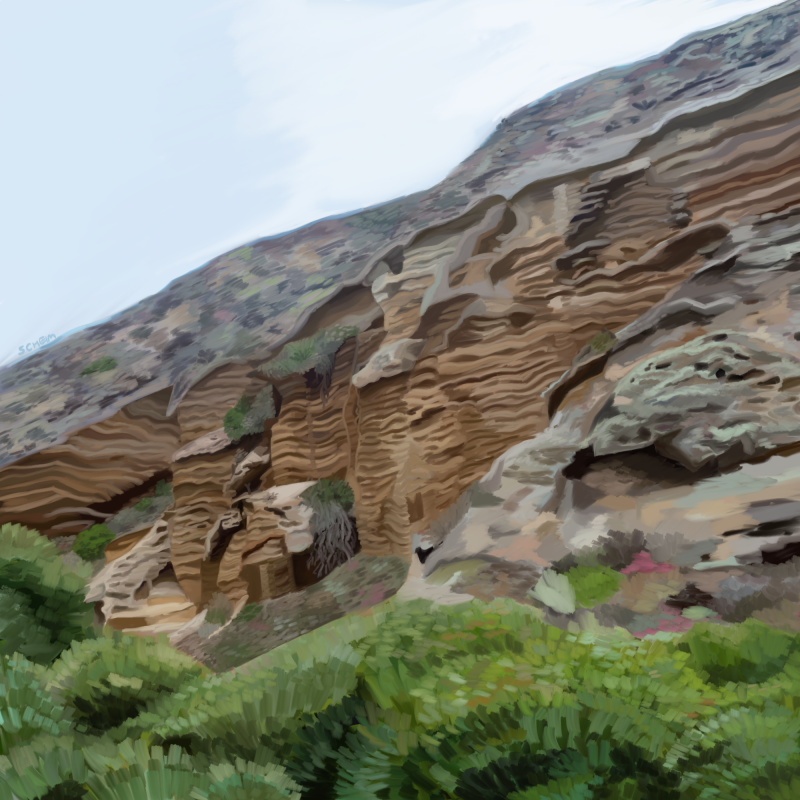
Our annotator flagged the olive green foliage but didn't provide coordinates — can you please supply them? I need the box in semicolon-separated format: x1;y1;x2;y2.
106;481;173;537
45;632;205;734
3;591;800;797
72;524;115;562
566;563;624;609
223;386;276;442
0;524;93;665
301;477;354;513
79;356;117;377
588;330;616;354
677;618;800;685
301;478;357;578
0;654;72;754
262;325;359;381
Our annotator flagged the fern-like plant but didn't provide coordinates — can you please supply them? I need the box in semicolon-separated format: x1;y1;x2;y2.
0;523;93;664
301;478;358;579
46;631;204;734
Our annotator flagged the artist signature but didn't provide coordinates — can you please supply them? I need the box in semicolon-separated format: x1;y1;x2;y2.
19;334;57;355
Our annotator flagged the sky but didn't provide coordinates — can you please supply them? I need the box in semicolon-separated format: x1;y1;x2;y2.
0;0;787;367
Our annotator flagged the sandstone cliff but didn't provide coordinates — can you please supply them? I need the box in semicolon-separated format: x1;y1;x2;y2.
5;0;800;651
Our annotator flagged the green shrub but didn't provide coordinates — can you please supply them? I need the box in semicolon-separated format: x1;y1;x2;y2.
588;330;616;354
0;523;93;664
0;653;73;754
105;483;173;537
223;386;276;442
72;524;115;562
262;326;359;381
565;563;623;609
46;631;204;734
301;478;354;513
2;586;800;798
79;356;117;376
79;741;302;800
154;478;172;497
677;618;800;685
301;478;357;578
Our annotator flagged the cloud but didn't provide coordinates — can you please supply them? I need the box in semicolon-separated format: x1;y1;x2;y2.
227;0;780;234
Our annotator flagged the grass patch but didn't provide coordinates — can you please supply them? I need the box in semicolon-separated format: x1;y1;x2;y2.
80;356;118;376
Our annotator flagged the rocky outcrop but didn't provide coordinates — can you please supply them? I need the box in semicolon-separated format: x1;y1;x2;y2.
0;389;179;536
8;2;800;646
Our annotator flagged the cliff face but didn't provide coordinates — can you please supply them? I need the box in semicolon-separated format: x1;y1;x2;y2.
5;1;800;645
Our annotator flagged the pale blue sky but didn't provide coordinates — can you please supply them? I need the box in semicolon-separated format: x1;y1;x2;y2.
0;0;783;366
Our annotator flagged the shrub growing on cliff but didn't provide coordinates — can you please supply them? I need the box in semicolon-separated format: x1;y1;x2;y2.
565;563;623;608
588;329;616;354
223;386;276;442
72;523;115;562
262;326;359;383
79;355;118;376
0;523;93;664
301;478;358;578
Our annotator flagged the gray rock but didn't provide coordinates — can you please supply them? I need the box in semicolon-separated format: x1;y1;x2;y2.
589;331;800;470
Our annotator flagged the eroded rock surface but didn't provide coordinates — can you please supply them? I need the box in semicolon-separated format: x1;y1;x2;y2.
9;2;800;649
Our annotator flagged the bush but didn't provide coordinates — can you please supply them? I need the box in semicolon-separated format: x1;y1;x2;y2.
79;356;117;376
2;594;800;798
301;478;357;578
80;741;302;800
262;326;359;381
72;524;115;562
677;618;800;685
0;523;93;664
565;563;623;609
46;631;205;734
223;386;276;442
0;653;73;754
105;482;173;537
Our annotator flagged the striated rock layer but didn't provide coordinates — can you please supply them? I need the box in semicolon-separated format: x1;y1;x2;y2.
9;2;800;640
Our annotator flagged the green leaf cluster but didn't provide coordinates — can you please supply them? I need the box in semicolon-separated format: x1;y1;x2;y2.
262;326;359;381
79;356;118;377
300;478;354;514
301;478;357;578
3;579;800;798
566;564;624;609
72;525;115;563
46;632;204;734
587;330;616;354
223;386;276;442
153;479;172;498
0;524;93;665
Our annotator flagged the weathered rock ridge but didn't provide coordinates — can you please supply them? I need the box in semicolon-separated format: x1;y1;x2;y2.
6;1;800;643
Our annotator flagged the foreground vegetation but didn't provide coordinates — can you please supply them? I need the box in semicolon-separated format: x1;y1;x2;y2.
2;522;800;798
